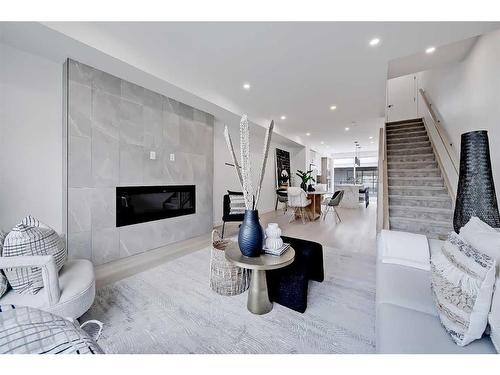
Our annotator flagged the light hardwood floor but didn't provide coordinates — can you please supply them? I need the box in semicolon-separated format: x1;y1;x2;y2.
96;200;377;286
221;200;377;255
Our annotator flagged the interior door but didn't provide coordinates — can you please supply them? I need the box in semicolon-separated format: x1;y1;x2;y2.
386;74;417;122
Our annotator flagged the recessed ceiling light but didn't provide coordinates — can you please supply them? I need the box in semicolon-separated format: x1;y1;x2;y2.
345;127;350;131
369;38;381;46
321;141;325;145
243;83;251;90
371;141;375;144
369;136;373;139
426;47;436;54
280;115;286;120
330;105;337;111
306;132;311;136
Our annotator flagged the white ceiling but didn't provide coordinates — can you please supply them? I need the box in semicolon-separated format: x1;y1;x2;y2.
31;22;500;153
388;35;479;79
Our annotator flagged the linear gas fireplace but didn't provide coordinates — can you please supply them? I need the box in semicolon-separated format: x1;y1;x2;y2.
116;185;196;227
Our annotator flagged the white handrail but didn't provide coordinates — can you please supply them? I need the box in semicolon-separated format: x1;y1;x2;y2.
419;89;459;174
419;88;459;201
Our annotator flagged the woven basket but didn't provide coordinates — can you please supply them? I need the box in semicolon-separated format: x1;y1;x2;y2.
209;230;250;296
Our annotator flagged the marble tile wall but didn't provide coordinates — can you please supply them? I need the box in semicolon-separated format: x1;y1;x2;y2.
66;60;214;265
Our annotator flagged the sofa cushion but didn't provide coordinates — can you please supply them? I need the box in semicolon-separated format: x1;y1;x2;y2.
377;260;437;316
431;232;496;346
378;230;430;271
377;303;496;354
0;304;103;354
459;216;500;352
2;216;67;294
0;231;8;298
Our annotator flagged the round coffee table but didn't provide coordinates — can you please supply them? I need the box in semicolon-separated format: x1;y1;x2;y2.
225;243;295;315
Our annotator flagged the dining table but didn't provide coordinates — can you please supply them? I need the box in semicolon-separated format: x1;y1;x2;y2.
295;190;332;221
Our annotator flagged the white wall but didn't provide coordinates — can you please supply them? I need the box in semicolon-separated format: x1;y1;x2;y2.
0;43;63;232
417;29;500;201
213;119;304;225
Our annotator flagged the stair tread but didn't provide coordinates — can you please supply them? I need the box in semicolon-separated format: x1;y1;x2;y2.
390;205;453;212
388;168;440;172
388;176;443;180
389;216;453;226
387;153;434;158
389;185;446;190
389;194;451;201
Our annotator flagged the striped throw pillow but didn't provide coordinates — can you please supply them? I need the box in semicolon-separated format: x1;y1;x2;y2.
0;231;8;297
431;232;496;346
229;194;246;215
2;216;67;295
0;305;103;354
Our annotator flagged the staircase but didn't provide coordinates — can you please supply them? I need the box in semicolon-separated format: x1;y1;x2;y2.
386;118;454;239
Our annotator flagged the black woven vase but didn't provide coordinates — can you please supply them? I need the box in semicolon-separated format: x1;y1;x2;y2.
453;130;500;232
238;210;264;257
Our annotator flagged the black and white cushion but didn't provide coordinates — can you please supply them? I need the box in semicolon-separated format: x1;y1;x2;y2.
2;216;67;295
0;305;103;354
228;192;246;215
0;231;8;298
431;232;496;346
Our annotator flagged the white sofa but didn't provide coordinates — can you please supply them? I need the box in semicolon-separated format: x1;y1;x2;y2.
376;230;496;354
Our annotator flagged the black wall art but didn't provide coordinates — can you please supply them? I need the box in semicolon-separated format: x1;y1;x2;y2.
276;148;291;188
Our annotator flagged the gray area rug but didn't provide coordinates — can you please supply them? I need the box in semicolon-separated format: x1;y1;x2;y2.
82;246;376;353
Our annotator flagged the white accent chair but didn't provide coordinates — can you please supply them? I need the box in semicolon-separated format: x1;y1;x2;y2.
287;187;311;224
0;254;96;320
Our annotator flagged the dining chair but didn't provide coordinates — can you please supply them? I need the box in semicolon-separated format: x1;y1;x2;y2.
275;188;288;214
287;187;311;224
323;190;344;222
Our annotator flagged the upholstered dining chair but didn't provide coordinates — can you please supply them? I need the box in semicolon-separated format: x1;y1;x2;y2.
287;187;311;224
0;248;96;320
323;190;344;222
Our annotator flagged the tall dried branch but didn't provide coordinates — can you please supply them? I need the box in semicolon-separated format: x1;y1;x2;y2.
223;125;244;188
239;115;253;209
255;120;274;207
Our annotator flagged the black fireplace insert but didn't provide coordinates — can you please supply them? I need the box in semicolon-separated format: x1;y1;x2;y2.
116;185;196;227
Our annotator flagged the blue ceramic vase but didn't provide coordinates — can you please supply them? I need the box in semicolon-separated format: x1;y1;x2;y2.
238;209;264;257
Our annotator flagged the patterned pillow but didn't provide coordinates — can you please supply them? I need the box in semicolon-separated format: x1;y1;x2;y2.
229;193;246;215
2;216;67;294
0;305;103;354
0;231;8;298
431;232;496;346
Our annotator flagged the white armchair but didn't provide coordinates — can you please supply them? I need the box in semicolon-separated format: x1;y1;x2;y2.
0;255;95;320
287;187;311;224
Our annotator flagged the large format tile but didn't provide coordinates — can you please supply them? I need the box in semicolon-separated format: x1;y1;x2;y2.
67;230;92;260
143;106;163;150
69;60;93;87
68;136;92;188
121;81;144;104
119;99;144;146
68;81;91;138
68;188;92;233
92;91;120;139
93;227;120;265
92;126;119;187
119;221;163;257
143;88;163;111
91;188;116;230
163;110;180;150
120;143;144;185
93;70;121;96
